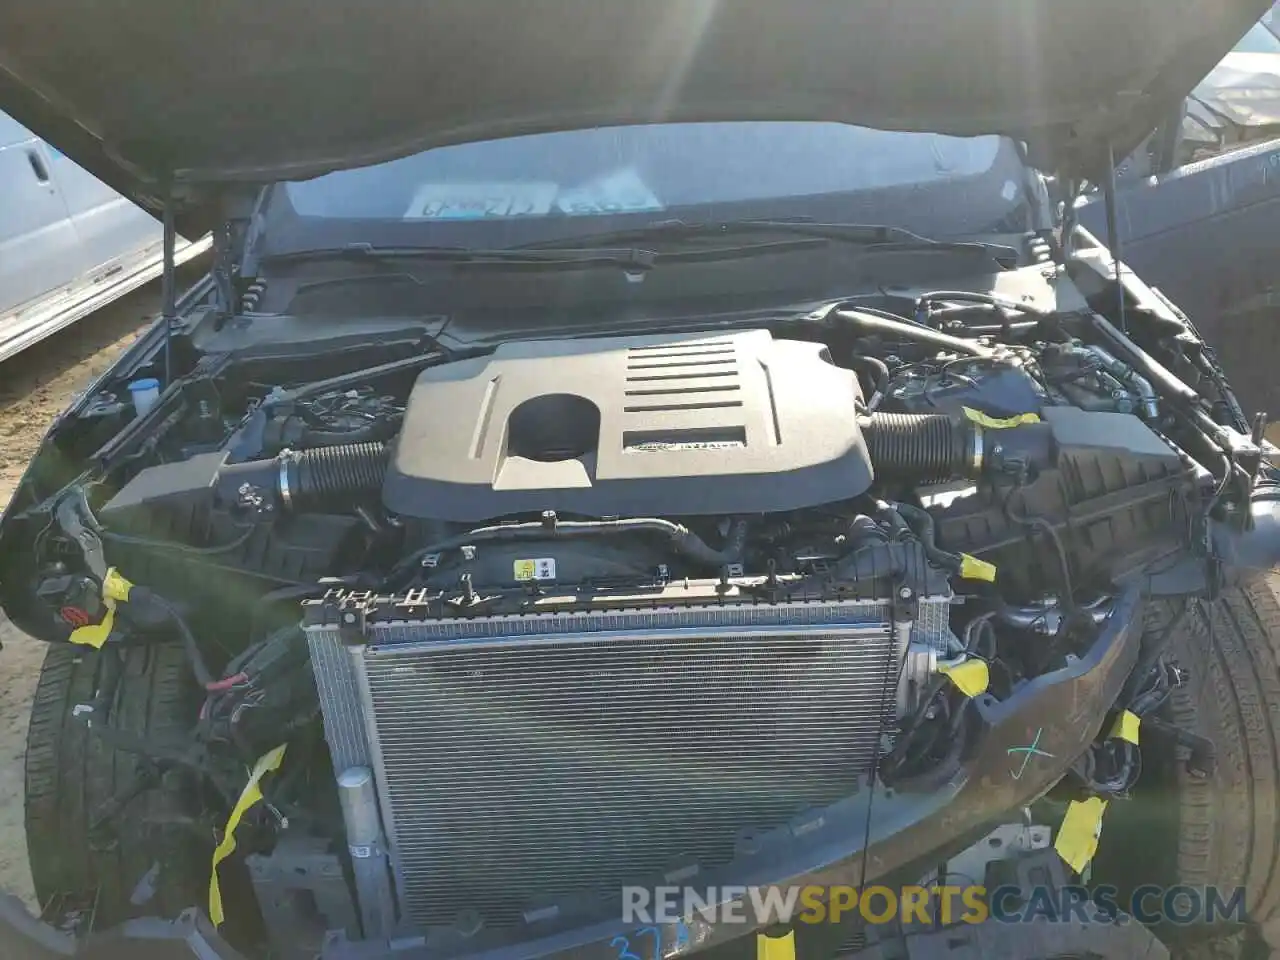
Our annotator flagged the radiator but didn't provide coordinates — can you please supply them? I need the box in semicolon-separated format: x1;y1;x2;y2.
307;598;946;931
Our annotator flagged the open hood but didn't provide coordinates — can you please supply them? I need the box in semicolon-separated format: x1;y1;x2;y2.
0;0;1270;234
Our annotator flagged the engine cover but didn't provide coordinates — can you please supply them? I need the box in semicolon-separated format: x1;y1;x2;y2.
384;329;872;520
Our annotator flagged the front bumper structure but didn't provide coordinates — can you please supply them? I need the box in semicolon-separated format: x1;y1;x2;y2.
0;588;1146;960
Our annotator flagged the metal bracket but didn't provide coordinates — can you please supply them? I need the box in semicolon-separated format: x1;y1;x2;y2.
1142;714;1216;777
247;836;359;960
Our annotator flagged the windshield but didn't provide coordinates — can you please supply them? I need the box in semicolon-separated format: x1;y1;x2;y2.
1231;18;1280;53
274;121;1027;245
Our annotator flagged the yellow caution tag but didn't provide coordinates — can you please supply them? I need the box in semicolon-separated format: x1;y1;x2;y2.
1109;710;1141;745
938;660;990;698
1055;796;1109;874
757;929;795;960
209;744;288;927
958;554;997;582
962;406;1041;429
101;568;134;603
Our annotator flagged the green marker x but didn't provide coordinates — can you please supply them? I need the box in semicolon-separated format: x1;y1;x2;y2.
1007;727;1054;780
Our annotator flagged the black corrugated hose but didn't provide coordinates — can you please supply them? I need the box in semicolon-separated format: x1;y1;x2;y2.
281;441;388;510
860;412;977;483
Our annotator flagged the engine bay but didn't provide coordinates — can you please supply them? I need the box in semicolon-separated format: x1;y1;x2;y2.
1;251;1276;951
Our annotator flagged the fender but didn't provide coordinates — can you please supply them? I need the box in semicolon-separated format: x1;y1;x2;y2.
1076;137;1280;418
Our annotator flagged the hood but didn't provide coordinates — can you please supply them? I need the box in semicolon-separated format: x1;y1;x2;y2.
0;0;1270;233
1190;51;1280;128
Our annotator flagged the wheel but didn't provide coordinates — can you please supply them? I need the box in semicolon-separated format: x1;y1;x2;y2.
1100;578;1280;957
24;640;209;926
1166;583;1280;936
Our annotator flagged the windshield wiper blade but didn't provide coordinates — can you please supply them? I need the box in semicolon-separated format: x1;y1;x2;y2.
518;218;1019;264
260;242;660;271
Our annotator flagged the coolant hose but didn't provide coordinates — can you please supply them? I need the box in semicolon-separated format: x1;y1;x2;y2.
859;413;979;483
893;502;964;573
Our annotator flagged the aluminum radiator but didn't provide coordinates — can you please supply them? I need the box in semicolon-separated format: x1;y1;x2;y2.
307;597;948;931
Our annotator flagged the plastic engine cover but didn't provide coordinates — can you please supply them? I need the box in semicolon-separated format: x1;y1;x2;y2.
384;329;872;520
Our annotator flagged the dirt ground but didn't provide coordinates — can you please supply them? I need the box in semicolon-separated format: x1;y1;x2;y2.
0;283;162;905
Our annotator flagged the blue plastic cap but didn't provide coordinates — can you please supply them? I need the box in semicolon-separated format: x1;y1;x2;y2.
128;378;160;392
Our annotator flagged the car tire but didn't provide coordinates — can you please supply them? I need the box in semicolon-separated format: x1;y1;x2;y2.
1105;579;1280;957
24;640;209;926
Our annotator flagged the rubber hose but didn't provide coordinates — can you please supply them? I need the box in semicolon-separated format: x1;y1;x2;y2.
849;355;890;411
677;517;750;566
833;308;991;357
893;502;963;573
860;413;976;483
283;441;388;509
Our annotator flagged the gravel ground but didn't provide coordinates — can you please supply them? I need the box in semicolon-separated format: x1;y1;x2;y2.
0;283;161;906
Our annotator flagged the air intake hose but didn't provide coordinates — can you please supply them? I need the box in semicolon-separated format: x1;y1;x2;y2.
859;413;979;483
859;412;1055;484
217;441;389;511
279;442;388;510
276;442;384;512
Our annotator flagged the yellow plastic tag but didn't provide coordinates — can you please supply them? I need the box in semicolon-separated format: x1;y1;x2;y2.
1055;796;1109;873
1109;710;1141;745
962;407;1041;429
958;554;997;582
67;568;137;649
209;744;288;927
757;929;796;960
938;660;990;698
68;601;116;649
101;568;134;603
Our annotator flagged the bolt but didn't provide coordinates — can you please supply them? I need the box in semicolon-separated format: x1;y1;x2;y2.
897;585;913;600
342;612;357;625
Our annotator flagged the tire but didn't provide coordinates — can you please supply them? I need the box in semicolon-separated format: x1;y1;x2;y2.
1103;579;1280;957
24;641;209;925
1167;581;1280;935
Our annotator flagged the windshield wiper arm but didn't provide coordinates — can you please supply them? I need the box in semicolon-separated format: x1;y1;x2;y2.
518;218;1019;265
259;242;660;272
